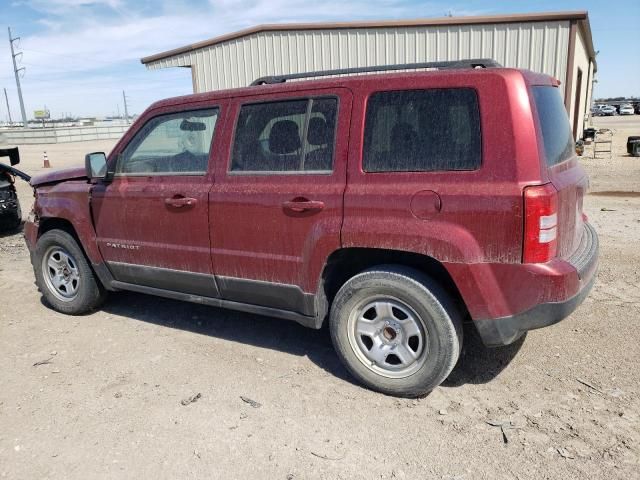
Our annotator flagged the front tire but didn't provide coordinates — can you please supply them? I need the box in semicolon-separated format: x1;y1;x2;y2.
329;265;462;397
33;229;107;314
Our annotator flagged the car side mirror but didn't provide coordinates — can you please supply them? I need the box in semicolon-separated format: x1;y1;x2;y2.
85;152;108;181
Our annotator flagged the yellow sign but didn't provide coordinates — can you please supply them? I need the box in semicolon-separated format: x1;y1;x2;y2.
34;110;50;119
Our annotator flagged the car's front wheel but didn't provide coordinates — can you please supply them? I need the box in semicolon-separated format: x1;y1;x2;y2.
33;229;107;314
329;265;462;397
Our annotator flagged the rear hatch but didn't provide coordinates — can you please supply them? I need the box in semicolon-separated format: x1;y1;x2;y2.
532;85;587;259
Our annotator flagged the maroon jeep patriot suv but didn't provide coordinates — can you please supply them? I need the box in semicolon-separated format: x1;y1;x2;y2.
24;60;598;397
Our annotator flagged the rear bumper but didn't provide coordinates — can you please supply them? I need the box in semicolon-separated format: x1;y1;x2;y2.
474;272;596;347
473;223;599;347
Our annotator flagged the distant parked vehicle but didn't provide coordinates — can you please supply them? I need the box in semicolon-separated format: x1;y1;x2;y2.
599;105;617;116
0;147;30;232
627;136;640;156
591;105;605;115
619;104;635;115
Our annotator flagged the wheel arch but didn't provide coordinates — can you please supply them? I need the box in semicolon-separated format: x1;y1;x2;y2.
36;217;114;290
39;216;78;239
316;247;469;327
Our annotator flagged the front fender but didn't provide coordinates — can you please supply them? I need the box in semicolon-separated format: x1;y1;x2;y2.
33;181;103;265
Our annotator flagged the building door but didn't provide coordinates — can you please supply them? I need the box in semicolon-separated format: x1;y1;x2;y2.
573;68;583;140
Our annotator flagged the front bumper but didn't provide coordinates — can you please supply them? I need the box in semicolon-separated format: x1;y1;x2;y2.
474;223;599;347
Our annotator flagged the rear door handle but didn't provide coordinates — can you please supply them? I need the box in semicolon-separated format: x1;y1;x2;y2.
165;196;197;208
282;199;325;213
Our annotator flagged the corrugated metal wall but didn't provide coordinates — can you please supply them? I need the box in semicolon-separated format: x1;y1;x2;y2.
146;20;571;95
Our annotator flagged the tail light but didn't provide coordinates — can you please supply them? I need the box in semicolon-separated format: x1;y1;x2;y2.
523;184;558;263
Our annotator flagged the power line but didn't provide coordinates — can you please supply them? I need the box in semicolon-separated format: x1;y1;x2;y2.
20;47;124;66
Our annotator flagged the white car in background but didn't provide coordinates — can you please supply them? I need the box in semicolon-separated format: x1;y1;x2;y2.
598;105;617;116
619;104;635;115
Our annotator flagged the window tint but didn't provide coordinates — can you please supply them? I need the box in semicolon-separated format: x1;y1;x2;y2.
363;89;481;172
231;97;337;173
117;109;218;175
532;86;575;166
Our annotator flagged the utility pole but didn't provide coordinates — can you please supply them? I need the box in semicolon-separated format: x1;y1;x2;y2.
8;27;27;129
122;90;129;124
3;88;12;125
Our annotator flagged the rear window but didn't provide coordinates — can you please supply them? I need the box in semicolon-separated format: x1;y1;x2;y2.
363;88;481;172
532;86;575;166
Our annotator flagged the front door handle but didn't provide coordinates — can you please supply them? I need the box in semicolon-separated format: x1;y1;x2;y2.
165;196;197;208
282;198;325;213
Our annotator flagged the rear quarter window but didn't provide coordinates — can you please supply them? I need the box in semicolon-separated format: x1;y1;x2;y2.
532;86;575;166
363;88;481;172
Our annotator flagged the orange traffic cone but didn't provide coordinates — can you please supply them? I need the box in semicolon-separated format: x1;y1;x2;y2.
43;151;50;168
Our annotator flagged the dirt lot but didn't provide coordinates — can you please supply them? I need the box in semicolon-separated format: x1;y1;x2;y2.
1;116;639;479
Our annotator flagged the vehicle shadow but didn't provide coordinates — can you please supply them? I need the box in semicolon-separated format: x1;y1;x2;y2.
101;291;355;385
443;324;525;387
100;291;523;389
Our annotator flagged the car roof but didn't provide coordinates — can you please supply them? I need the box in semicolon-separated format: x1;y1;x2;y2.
148;67;557;110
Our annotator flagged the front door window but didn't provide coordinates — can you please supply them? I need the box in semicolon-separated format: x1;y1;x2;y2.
117;109;218;175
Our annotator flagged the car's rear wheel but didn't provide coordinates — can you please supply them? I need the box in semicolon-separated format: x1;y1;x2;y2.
329;265;462;397
33;229;107;314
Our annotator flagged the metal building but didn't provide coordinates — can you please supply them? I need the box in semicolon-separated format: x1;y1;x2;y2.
141;11;596;139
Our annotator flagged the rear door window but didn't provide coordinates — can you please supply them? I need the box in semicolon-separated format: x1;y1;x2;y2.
363;88;481;172
231;97;338;173
532;86;575;166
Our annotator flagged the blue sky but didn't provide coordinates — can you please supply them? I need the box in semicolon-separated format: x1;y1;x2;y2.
0;0;638;119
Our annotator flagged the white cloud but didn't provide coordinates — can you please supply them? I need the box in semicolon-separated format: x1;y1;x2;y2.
1;0;482;117
17;0;123;13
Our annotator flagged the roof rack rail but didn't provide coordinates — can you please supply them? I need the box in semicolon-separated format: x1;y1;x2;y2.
250;59;501;86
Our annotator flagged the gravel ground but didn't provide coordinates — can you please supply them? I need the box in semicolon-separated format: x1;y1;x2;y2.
0;116;638;479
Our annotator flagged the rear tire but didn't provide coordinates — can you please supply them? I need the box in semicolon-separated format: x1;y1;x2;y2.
329;265;462;397
33;229;107;314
